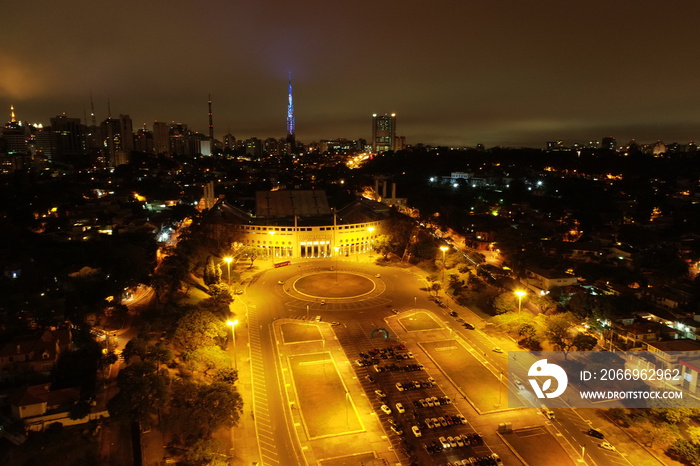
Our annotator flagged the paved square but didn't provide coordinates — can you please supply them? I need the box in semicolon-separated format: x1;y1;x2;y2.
500;426;576;466
281;322;323;343
289;353;363;438
420;339;527;412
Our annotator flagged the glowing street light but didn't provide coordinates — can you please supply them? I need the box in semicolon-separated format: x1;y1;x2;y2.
439;246;449;282
223;257;233;285
226;320;239;369
515;290;527;313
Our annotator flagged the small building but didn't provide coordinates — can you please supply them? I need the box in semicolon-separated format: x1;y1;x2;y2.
524;268;579;295
0;329;73;382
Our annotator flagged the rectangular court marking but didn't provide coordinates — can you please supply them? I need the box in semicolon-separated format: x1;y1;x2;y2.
319;452;377;466
500;427;577;466
281;322;323;343
420;339;527;412
398;311;443;332
289;352;363;439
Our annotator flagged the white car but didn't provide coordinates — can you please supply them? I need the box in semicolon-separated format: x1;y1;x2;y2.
395;382;404;392
412;425;422;437
514;379;525;390
395;402;405;413
492;347;504;353
375;389;387;398
600;442;615;451
380;404;392;415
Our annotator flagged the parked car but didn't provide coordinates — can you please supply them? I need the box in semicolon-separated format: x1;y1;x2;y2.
375;389;387;398
412;425;422;437
396;402;405;414
380;404;392;415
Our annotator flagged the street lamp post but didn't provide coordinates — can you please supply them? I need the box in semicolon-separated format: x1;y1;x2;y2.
334;246;339;282
223;256;233;285
515;290;526;313
439;246;449;282
268;231;275;263
226;320;239;370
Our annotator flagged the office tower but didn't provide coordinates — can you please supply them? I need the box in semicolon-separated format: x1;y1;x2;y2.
50;114;84;163
153;121;169;155
118;114;134;153
601;136;616;151
223;132;236;152
371;113;396;153
100;117;121;165
134;124;154;153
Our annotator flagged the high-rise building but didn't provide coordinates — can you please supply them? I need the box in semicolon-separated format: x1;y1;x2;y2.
118;114;134;153
2;106;29;154
601;136;616;151
100;117;121;165
371;113;396;153
50;114;84;163
153;121;169;155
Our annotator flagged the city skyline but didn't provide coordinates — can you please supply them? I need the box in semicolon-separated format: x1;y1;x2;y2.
3;1;700;147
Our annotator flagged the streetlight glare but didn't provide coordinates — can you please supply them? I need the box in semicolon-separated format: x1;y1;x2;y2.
223;257;233;263
514;290;527;313
227;320;239;326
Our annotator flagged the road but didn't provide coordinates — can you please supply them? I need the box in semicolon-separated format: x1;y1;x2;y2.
239;258;662;466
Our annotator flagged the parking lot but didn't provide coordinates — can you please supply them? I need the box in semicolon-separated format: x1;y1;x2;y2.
339;319;500;466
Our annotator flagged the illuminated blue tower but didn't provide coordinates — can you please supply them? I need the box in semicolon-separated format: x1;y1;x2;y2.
286;79;295;140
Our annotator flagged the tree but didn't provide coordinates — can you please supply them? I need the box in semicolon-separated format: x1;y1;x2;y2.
669;440;700;464
181;438;229;466
688;426;700;445
492;292;518;315
147;341;174;367
122;337;149;363
637;423;675;448
189;346;232;374
570;333;597;351
208;283;233;304
431;282;442;297
69;400;92;420
203;256;222;287
214;367;239;384
166;380;243;443
108;361;170;424
543;312;578;351
173;309;228;352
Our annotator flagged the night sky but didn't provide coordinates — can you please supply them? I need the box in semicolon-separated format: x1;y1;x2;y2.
3;1;700;148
